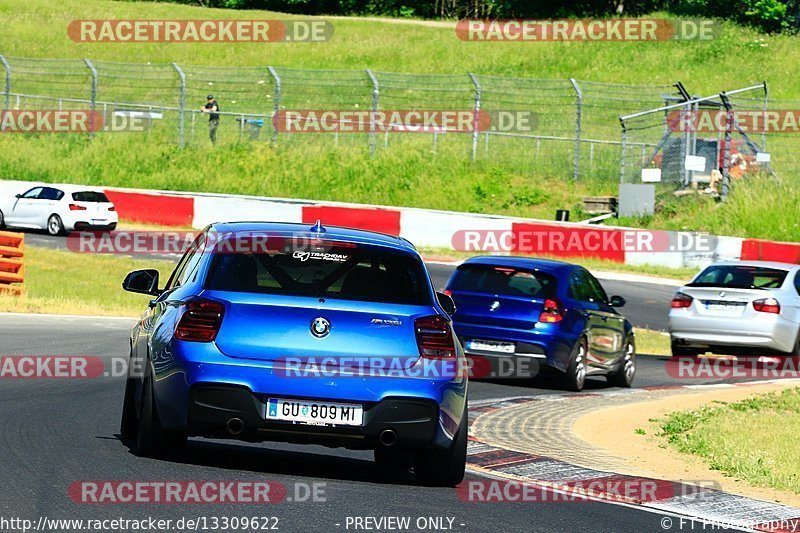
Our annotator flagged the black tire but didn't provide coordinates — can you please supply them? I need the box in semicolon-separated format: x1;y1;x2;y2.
135;372;186;458
563;337;588;392
414;404;468;487
119;376;138;441
0;209;5;229
789;332;800;356
47;214;64;236
671;341;700;357
608;339;636;388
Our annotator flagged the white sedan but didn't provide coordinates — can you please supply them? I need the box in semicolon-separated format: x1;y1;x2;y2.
669;261;800;356
0;185;118;236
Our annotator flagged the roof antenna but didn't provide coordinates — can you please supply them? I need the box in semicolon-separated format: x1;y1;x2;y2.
310;219;326;233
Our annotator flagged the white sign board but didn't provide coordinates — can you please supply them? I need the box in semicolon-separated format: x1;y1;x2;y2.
641;168;662;183
685;155;706;172
113;110;163;120
756;152;771;163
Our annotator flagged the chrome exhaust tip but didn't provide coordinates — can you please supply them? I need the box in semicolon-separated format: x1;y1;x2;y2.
379;428;398;447
226;417;245;435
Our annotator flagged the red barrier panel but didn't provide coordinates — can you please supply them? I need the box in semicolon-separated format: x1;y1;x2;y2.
103;190;194;227
302;206;402;236
509;222;626;263
740;239;800;264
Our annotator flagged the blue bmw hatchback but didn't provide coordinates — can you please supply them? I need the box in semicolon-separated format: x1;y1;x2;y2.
443;256;635;391
119;222;467;486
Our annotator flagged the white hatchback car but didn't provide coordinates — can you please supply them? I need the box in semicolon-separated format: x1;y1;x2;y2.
669;261;800;356
0;185;118;236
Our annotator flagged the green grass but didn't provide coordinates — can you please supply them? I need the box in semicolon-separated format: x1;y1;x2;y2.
634;328;670;356
0;0;798;241
658;388;800;494
0;1;796;93
0;246;173;316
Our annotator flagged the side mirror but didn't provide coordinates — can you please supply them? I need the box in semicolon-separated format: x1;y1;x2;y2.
609;295;626;308
436;292;457;316
122;269;161;296
14;194;22;198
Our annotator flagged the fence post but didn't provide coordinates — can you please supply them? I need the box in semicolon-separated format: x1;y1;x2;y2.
365;69;379;157
171;62;186;148
0;56;10;113
267;66;281;143
468;73;481;161
619;118;627;184
84;59;98;138
719;92;732;199
761;80;768;152
568;78;582;180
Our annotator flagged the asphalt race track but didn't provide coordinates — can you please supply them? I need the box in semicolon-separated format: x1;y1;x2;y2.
26;231;676;331
0;236;752;532
0;314;750;533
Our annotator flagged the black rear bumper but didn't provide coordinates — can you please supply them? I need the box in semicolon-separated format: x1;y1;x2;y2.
186;385;441;450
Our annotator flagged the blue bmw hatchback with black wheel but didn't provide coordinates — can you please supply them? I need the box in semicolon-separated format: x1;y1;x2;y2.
443;256;635;391
119;221;467;486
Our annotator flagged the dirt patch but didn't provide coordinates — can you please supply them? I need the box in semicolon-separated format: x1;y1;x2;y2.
573;382;800;507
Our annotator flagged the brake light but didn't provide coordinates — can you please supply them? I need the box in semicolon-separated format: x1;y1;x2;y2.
538;299;563;323
175;298;225;342
108;206;116;211
671;292;693;309
415;315;456;358
68;204;87;211
753;297;780;314
443;289;452;297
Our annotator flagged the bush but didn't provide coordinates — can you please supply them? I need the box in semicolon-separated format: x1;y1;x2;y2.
154;0;798;34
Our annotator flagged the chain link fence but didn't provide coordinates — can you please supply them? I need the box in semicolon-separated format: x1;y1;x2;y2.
5;54;789;190
618;83;784;199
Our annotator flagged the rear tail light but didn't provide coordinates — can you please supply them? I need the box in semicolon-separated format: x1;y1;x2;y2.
175;298;225;342
538;299;563;323
415;315;456;358
443;289;452;297
753;297;780;314
671;292;693;309
68;204;87;211
108;206;116;211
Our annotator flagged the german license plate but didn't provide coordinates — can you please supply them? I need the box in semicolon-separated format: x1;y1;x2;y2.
705;301;743;311
467;339;515;354
266;398;363;426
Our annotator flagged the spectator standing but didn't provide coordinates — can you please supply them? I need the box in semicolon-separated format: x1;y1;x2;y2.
201;95;220;145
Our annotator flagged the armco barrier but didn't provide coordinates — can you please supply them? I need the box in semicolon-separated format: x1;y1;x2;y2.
0;231;24;295
0;179;798;269
102;190;194;227
741;238;800;264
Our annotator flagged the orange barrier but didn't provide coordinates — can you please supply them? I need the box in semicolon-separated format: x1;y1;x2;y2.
0;231;24;295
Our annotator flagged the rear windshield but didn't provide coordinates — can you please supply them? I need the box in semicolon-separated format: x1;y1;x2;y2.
72;191;110;202
448;264;558;299
689;265;788;290
205;238;431;305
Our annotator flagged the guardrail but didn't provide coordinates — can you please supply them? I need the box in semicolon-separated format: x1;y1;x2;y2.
0;231;24;295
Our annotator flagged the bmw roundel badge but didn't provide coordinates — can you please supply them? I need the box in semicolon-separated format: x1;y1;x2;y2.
310;317;331;338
